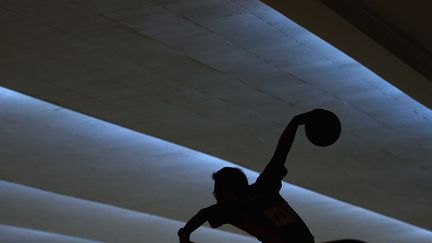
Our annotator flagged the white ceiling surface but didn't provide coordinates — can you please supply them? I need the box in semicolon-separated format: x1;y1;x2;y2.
262;0;432;109
2;88;432;243
0;0;431;234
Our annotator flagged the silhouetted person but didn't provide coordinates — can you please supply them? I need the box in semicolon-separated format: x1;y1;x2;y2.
178;111;315;243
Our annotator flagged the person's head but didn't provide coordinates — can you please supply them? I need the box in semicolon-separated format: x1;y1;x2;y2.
212;167;249;202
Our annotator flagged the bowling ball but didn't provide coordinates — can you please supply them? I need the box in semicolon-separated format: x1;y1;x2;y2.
305;109;341;146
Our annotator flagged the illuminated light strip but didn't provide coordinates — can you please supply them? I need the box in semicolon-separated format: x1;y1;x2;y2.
0;180;255;243
1;86;432;242
0;224;98;243
273;2;431;100
254;4;431;116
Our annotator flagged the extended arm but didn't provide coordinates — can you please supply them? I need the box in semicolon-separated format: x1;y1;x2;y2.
178;208;210;243
268;111;311;168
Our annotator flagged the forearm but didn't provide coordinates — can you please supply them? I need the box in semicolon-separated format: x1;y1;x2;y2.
178;208;209;240
269;112;310;167
269;120;299;167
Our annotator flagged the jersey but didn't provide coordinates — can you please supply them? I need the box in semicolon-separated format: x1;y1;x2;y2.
207;163;315;243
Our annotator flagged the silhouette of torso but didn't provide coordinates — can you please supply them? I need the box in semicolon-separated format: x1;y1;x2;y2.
207;164;314;243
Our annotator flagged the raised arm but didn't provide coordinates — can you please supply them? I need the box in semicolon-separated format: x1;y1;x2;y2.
268;111;311;168
178;207;210;243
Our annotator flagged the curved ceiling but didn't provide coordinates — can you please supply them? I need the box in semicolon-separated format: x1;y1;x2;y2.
0;0;431;240
263;0;432;108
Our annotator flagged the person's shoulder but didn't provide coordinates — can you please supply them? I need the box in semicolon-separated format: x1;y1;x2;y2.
258;164;287;182
205;203;220;212
248;182;259;192
252;164;287;193
206;202;231;213
248;182;270;197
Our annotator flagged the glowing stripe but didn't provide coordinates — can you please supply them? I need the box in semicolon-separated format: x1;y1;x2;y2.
0;180;255;243
0;224;98;243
